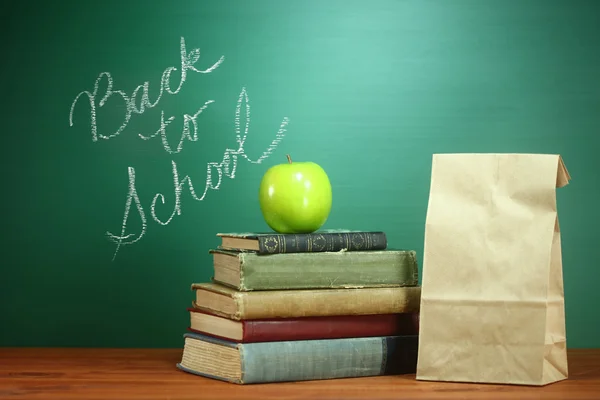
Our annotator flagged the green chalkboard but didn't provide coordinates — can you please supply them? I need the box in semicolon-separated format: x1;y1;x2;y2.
1;0;599;348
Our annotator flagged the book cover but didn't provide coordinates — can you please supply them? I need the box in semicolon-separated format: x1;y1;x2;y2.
217;229;387;254
191;282;422;320
176;332;419;384
210;248;419;291
188;308;420;342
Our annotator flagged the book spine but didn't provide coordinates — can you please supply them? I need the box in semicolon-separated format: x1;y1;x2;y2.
256;232;387;254
237;250;419;291
238;286;421;319
240;335;418;383
242;313;420;342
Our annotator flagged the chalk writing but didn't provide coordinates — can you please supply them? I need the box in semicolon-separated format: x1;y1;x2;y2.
106;87;289;260
68;37;224;147
69;37;290;260
138;100;215;154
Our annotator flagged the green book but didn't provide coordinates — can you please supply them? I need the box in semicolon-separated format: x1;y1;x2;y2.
210;249;419;291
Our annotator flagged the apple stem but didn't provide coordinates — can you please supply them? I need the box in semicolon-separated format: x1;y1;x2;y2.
286;154;292;164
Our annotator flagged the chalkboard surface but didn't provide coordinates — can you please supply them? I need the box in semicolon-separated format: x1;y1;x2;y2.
2;0;599;348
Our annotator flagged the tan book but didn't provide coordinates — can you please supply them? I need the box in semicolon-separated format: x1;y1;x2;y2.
191;282;421;320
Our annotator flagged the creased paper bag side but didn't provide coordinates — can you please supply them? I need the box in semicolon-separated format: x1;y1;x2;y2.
416;153;570;386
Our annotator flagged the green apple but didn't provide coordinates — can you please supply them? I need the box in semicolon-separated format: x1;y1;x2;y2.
259;155;332;234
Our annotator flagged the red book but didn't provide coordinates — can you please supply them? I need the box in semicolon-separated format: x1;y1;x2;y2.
187;308;419;343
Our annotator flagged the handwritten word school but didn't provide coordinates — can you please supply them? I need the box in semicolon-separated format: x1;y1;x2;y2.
69;37;290;260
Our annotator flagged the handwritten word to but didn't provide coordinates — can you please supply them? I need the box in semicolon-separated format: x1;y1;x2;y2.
68;37;290;260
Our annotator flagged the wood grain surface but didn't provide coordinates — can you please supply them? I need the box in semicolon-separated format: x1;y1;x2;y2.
1;348;599;399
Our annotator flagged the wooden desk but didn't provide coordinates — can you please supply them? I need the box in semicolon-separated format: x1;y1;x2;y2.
1;348;599;399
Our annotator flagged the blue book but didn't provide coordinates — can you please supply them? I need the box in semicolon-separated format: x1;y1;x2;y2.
176;332;418;384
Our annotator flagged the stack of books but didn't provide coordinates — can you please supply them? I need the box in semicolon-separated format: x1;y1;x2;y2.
176;230;422;384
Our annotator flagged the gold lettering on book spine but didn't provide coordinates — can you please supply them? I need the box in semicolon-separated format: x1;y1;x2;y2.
312;234;326;252
262;235;280;253
351;233;366;250
259;232;385;253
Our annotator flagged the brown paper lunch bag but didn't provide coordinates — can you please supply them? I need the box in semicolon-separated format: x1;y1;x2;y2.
416;153;571;386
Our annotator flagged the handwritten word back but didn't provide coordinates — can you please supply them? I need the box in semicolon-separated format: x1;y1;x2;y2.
68;37;290;260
